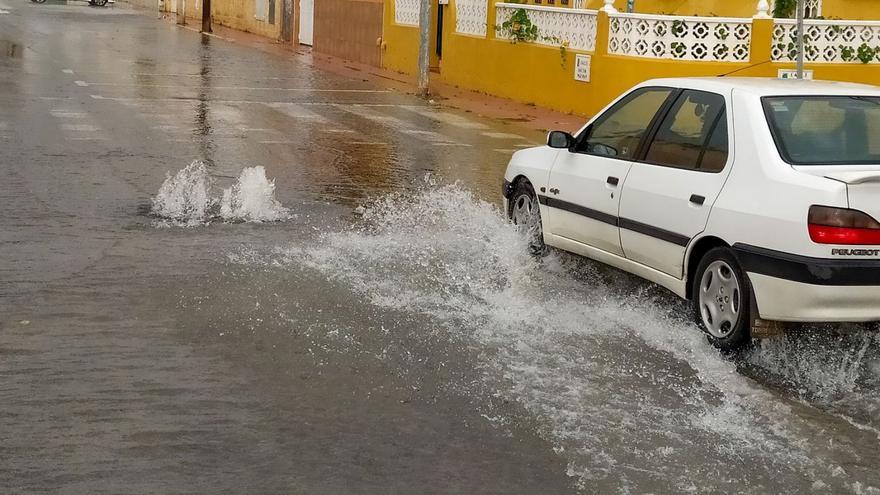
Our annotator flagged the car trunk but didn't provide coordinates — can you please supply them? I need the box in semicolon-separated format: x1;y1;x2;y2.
824;170;880;222
793;166;880;222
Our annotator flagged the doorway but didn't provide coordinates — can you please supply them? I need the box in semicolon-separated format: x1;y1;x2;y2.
299;0;314;45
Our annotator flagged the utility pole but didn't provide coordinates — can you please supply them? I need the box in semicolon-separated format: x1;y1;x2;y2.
176;0;186;25
795;0;805;78
201;0;212;33
417;0;431;98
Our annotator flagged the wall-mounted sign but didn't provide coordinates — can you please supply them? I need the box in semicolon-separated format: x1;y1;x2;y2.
574;54;591;82
778;69;814;80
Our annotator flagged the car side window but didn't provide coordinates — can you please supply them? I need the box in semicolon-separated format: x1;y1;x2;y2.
699;110;728;172
644;90;727;171
577;87;674;160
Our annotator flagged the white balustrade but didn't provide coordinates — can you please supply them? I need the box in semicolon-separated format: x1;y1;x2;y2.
455;0;488;37
772;19;880;63
495;3;598;52
608;13;752;62
395;0;420;26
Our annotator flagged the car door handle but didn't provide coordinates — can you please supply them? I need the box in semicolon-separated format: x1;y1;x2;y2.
606;176;619;186
689;194;706;206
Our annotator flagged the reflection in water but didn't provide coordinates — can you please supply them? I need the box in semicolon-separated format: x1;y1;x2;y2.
195;34;215;164
1;40;20;59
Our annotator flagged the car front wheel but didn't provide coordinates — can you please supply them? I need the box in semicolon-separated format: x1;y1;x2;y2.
509;180;545;255
692;247;751;352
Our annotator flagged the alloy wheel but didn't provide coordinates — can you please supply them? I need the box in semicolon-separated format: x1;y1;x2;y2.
698;260;741;338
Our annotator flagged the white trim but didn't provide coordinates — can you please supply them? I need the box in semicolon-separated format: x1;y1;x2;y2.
495;2;597;15
774;18;880;27
608;12;753;25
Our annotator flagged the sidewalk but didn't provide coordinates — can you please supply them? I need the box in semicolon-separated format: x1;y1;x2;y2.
150;8;587;135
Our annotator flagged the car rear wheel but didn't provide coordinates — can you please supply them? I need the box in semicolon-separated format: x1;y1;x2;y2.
692;247;751;352
509;180;545;255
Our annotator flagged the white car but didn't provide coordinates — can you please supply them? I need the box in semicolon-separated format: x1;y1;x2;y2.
502;77;880;351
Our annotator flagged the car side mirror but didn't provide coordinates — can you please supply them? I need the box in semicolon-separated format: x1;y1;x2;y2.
547;130;574;150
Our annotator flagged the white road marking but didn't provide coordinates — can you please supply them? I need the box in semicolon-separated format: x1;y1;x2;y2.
264;102;329;124
84;82;390;93
50;110;88;118
151;125;181;131
67;136;108;141
62;69;74;74
259;140;298;144
494;148;518;154
324;129;356;134
61;124;100;132
350;141;389;146
401;105;489;130
241;127;279;133
90;95;104;99
74;81;89;87
482;131;529;140
515;143;534;148
431;142;472;147
337;104;456;144
0;9;10;14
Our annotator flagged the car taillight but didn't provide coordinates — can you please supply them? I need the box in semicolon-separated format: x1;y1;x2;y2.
808;205;880;245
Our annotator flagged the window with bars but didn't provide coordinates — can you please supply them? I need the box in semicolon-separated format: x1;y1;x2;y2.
771;0;822;18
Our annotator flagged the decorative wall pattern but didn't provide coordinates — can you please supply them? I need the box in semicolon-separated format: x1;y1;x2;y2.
495;3;598;52
395;0;420;26
455;0;488;37
608;13;751;62
772;19;880;63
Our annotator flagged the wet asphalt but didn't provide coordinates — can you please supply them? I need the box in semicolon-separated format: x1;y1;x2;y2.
3;2;880;494
0;2;573;494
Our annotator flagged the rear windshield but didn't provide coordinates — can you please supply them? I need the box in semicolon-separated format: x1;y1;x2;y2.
763;96;880;165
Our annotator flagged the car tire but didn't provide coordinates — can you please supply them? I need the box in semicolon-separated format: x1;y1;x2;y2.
508;180;546;256
692;247;752;353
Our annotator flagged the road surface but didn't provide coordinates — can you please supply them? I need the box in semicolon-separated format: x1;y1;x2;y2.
1;2;879;494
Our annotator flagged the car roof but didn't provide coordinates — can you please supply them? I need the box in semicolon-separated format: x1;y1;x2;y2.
637;77;880;97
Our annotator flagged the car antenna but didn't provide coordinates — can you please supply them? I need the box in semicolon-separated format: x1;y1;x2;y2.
716;59;772;77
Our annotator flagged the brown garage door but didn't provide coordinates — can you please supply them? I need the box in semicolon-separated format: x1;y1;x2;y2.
314;0;384;67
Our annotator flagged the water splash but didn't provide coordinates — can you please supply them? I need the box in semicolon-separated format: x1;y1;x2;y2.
151;160;213;225
233;179;880;492
219;166;290;222
151;161;290;226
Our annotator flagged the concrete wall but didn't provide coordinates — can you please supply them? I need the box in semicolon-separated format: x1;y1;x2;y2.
162;0;283;39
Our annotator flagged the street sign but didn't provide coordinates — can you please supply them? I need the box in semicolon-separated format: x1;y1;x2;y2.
574;54;591;82
778;69;813;80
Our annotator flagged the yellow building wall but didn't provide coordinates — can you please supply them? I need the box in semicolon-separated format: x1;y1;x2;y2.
213;0;282;38
382;4;880;118
168;0;282;39
530;0;880;19
820;0;880;20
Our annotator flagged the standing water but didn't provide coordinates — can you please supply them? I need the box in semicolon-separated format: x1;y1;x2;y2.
231;179;880;493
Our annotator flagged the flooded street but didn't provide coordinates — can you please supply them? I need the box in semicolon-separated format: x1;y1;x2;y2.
2;2;880;493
